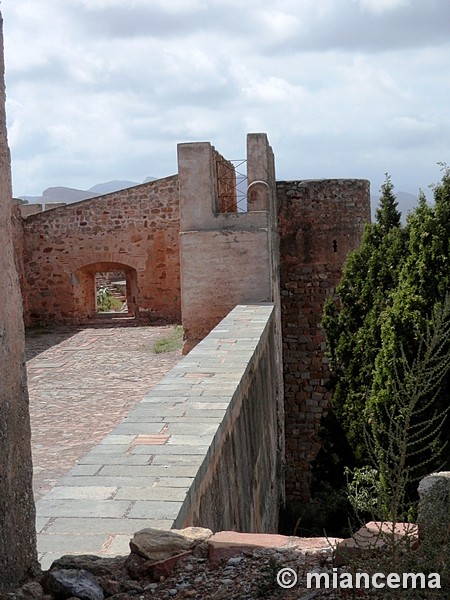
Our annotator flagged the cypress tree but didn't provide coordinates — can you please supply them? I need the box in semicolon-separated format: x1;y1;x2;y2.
323;175;406;460
323;167;450;517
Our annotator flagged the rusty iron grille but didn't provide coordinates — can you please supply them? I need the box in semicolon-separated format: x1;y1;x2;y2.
216;159;247;213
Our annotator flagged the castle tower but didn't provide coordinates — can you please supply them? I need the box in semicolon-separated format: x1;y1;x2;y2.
277;179;371;505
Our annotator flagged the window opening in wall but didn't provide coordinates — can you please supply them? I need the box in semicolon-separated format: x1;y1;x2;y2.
95;271;128;314
333;240;338;253
216;159;248;213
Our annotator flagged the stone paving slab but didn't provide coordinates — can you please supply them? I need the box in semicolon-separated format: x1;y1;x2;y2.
36;498;133;517
43;517;174;535
27;324;183;568
97;465;199;477
113;487;188;501
126;501;183;520
42;486;117;500
31;306;274;570
38;534;109;554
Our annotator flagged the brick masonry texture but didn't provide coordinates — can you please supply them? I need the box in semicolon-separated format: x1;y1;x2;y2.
20;175;181;325
277;179;370;502
0;14;38;589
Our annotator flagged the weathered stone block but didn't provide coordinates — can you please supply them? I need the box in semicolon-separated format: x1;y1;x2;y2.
129;527;212;562
418;471;450;544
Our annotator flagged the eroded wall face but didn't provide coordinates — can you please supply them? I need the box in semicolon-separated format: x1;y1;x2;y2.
0;15;38;589
278;179;370;503
11;201;27;308
22;176;181;324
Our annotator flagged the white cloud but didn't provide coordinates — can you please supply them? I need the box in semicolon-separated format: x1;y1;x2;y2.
1;0;450;197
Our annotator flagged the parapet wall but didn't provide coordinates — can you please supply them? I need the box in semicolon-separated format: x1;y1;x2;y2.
174;304;284;531
278;179;370;502
21;176;181;324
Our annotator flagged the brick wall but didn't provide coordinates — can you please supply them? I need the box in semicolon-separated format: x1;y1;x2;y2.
214;149;237;213
277;179;370;502
21;175;181;325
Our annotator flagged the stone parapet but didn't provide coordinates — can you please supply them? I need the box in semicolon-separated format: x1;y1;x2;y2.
174;303;284;532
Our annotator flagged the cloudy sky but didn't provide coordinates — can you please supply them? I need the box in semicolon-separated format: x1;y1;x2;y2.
2;0;450;200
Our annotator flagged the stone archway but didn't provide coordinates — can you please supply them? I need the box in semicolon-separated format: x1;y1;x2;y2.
71;261;139;321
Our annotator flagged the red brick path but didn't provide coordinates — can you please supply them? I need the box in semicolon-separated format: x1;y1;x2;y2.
26;324;182;500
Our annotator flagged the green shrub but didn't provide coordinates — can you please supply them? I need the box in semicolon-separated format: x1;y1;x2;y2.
96;287;124;312
153;325;184;353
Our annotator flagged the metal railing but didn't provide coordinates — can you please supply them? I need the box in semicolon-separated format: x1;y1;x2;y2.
216;159;248;213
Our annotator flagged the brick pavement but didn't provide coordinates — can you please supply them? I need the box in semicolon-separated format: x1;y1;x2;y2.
26;324;182;501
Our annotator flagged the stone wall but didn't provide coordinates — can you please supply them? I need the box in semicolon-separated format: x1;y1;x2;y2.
0;14;38;589
20;176;181;325
11;201;27;311
277;179;370;502
178;133;280;353
20;203;43;217
175;304;284;532
214;149;237;214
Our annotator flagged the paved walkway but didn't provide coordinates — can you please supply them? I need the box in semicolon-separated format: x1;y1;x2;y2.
27;306;272;570
26;324;182;567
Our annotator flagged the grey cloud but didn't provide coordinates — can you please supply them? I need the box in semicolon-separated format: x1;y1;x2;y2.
71;4;254;41
6;58;70;85
262;1;450;54
383;123;448;151
4;0;450;199
9;128;54;160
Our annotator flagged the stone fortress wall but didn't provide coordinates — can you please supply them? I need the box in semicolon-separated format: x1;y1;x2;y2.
278;179;370;502
0;6;373;588
12;135;370;506
178;134;280;352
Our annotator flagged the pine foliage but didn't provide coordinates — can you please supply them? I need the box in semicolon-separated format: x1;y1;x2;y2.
323;168;450;511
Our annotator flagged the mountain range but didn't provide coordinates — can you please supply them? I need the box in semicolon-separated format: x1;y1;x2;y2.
19;178;156;206
370;191;422;222
20;179;427;221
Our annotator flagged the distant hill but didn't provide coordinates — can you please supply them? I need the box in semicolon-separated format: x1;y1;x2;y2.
88;180;139;195
19;177;159;206
370;191;423;222
42;187;98;203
